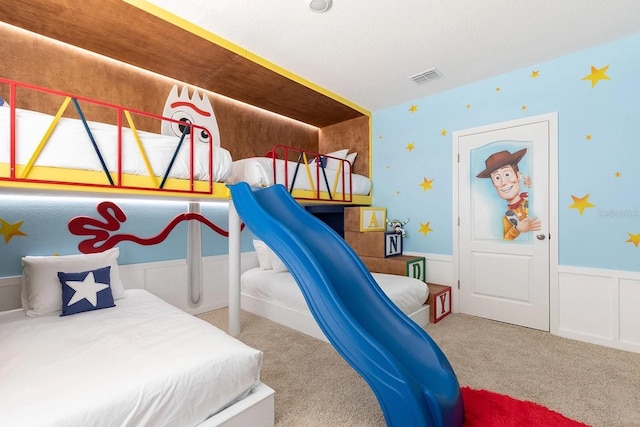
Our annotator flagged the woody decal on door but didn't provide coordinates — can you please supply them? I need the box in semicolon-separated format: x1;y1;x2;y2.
474;145;541;241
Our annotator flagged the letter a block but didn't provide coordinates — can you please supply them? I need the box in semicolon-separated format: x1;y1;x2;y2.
344;207;386;232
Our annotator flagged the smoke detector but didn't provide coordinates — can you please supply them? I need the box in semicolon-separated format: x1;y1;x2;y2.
408;68;443;85
308;0;332;13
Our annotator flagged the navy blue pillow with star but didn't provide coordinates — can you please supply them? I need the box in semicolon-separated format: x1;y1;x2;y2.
57;266;115;316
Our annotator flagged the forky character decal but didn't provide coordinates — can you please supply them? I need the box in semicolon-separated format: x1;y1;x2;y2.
160;85;221;147
70;85;228;254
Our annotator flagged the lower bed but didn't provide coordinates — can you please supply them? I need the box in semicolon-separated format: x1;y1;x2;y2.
0;289;273;427
241;267;430;342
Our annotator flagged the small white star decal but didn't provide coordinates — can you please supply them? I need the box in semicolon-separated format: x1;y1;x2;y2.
66;272;109;307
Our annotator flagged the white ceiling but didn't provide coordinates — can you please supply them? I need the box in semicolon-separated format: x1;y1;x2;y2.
146;0;640;112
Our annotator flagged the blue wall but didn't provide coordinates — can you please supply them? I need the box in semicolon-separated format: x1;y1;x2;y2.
3;34;639;277
0;195;254;277
372;33;640;272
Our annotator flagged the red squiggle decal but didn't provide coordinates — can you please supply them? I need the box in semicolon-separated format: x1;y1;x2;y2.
69;201;244;253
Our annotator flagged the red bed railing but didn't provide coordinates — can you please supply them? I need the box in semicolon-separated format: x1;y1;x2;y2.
0;77;221;198
270;144;353;202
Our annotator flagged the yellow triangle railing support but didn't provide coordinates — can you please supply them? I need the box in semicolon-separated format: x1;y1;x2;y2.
21;97;72;178
123;110;160;188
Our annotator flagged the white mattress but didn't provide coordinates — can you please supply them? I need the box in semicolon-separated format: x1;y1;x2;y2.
0;107;233;182
227;157;371;195
241;267;428;316
0;289;263;427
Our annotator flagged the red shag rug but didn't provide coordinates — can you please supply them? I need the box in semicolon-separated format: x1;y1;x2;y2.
461;387;591;427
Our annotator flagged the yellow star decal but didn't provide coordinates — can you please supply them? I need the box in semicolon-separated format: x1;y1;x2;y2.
419;222;433;237
496;87;501;92
615;171;621;177
626;232;640;248
440;129;447;136
0;218;27;243
582;65;611;88
406;142;415;151
409;105;418;113
419;178;434;192
569;194;596;215
530;70;540;78
466;104;471;109
521;105;527;111
585;134;592;141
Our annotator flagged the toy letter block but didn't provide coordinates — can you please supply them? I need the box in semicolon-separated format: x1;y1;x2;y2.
406;257;426;281
426;283;452;323
344;207;386;232
384;232;402;257
360;255;426;281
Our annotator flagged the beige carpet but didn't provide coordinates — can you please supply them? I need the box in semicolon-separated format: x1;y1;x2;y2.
198;309;640;427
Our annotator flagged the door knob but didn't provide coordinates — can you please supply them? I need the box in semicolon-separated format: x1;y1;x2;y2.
536;234;546;240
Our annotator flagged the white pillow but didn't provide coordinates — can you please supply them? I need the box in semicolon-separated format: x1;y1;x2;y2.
346;152;357;166
21;247;126;317
253;240;273;270
227;158;273;187
253;239;288;272
309;148;349;170
270;250;289;273
323;149;349;170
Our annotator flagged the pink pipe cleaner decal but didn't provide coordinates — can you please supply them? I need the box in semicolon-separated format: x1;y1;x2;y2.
69;201;244;253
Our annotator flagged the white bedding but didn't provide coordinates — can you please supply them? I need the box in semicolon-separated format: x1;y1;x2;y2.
0;289;263;427
227;157;371;196
0;107;233;182
241;267;428;316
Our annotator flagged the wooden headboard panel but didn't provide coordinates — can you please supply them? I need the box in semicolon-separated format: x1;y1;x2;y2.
320;116;370;177
0;23;318;160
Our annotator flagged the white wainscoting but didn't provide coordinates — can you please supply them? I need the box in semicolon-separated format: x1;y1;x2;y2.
557;266;640;353
403;252;457;313
0;253;259;315
0;276;21;312
3;251;639;353
397;253;640;353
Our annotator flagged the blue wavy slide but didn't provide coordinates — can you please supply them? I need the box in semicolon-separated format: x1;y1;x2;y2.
229;183;464;427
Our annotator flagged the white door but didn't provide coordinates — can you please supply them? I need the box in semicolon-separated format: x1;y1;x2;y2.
454;114;556;331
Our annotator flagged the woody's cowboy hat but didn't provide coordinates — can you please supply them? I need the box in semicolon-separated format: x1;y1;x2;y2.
476;148;527;178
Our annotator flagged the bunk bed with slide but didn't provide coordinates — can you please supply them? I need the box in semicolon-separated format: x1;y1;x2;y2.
0;2;385;423
0;75;372;426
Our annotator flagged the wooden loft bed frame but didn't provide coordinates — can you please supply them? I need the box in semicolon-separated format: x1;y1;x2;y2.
0;0;372;178
0;0;373;205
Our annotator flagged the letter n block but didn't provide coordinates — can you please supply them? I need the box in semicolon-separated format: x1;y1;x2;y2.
384;232;402;257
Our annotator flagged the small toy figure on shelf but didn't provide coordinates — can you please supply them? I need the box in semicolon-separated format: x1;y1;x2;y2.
386;218;410;238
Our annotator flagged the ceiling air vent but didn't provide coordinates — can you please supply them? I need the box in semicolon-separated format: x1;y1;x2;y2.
408;68;443;85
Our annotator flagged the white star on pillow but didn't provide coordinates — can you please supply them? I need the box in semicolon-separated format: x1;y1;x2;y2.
65;272;109;307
